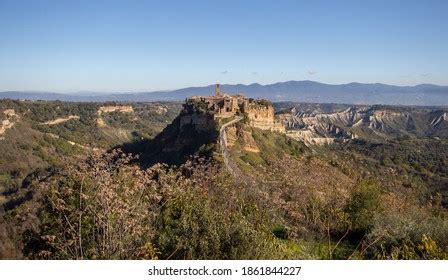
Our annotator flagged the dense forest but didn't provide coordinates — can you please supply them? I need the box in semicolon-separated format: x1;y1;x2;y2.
0;100;447;259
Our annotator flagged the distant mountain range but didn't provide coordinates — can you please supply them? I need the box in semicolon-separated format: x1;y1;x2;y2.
1;81;447;106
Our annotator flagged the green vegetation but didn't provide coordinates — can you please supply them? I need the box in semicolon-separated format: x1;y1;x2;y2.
0;99;181;194
227;125;447;260
1;99;447;260
254;99;273;107
233;126;307;171
345;181;382;233
252;128;305;159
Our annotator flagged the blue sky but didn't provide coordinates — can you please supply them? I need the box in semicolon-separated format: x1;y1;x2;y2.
0;0;447;92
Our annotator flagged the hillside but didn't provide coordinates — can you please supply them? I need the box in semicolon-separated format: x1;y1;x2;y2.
0;100;181;212
2;80;448;105
0;98;447;260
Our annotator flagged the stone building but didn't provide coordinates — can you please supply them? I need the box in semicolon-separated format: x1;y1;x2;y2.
187;94;249;119
181;85;285;133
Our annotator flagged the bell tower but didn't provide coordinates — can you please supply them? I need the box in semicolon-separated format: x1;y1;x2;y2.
215;83;221;97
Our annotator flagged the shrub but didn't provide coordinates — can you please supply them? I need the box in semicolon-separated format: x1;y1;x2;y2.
156;187;289;259
345;181;382;233
24;151;161;259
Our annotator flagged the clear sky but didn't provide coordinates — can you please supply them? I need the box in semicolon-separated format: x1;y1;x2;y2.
0;0;447;92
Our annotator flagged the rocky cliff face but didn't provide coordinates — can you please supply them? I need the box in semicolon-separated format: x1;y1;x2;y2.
97;105;134;115
278;104;448;145
226;125;260;153
135;103;220;166
246;104;285;133
179;113;216;131
0;109;19;140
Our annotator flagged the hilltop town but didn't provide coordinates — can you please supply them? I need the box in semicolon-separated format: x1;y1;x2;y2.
180;84;284;132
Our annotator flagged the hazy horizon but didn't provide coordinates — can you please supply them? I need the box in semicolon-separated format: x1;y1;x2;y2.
2;79;448;95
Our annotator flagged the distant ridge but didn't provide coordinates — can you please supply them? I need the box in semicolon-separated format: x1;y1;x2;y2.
1;80;447;106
